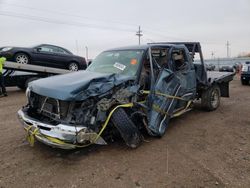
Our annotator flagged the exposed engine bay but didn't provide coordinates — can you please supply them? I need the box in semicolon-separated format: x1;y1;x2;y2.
24;82;146;147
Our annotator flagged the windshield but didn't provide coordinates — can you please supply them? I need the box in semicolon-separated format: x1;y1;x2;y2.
87;50;144;76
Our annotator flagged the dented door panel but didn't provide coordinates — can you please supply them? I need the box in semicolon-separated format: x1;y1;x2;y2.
147;69;181;136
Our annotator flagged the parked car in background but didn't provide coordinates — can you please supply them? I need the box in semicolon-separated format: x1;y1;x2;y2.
205;63;215;71
219;65;234;72
0;44;87;71
241;61;250;85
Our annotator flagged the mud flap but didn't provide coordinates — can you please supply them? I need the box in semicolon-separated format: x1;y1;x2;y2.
147;69;182;136
111;108;142;148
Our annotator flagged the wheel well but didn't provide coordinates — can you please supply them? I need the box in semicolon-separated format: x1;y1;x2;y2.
201;84;221;111
68;61;79;66
14;52;31;60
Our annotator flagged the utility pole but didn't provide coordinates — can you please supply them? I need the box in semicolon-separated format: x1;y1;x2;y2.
85;46;88;61
211;51;214;59
226;41;230;58
136;26;143;45
75;40;79;55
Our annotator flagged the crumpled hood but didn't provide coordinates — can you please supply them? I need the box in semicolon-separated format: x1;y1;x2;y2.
29;70;135;101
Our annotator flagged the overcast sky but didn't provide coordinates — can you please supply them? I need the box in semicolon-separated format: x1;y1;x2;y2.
0;0;250;59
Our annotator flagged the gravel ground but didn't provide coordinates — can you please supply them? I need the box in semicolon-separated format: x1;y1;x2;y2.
0;75;249;188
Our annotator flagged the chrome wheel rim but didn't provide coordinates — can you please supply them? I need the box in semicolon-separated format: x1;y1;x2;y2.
211;90;219;108
69;63;78;71
16;55;28;64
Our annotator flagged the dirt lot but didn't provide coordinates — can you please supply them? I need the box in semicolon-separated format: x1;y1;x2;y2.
0;75;249;188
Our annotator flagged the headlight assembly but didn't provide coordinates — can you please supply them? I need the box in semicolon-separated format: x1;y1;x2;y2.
76;128;98;144
76;128;90;144
1;47;13;52
25;87;31;99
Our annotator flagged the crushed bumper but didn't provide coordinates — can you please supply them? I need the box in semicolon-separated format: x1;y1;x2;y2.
17;109;106;149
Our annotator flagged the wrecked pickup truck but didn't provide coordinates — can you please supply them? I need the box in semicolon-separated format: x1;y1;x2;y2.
17;42;234;149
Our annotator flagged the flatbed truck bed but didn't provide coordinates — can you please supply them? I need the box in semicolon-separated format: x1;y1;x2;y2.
207;71;235;82
3;61;71;90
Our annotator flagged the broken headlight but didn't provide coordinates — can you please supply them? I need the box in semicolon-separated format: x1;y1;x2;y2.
76;127;96;144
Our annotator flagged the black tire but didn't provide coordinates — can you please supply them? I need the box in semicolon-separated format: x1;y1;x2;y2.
15;53;29;64
201;85;221;111
241;79;248;85
111;108;142;148
68;62;79;71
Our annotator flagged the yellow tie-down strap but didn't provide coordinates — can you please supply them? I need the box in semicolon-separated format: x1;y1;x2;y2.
141;90;187;101
24;103;134;148
140;90;192;117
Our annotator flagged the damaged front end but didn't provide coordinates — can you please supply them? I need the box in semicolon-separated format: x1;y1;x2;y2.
17;46;195;150
18;79;142;149
18;94;107;149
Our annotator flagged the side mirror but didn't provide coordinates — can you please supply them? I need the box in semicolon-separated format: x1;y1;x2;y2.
36;47;42;52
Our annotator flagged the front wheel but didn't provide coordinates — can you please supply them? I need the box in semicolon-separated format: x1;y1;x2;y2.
68;62;79;71
201;85;221;111
111;108;142;148
15;53;29;64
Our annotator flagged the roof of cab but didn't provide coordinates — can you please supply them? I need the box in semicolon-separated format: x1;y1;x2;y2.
104;42;201;53
106;43;182;51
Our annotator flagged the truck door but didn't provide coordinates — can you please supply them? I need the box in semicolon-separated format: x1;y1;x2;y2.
170;47;196;108
147;68;182;136
146;47;196;136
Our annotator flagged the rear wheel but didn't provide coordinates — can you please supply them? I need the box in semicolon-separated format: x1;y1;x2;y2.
68;62;79;71
201;85;221;111
15;53;29;64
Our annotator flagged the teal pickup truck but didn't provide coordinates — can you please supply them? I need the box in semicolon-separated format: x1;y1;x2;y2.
17;42;235;149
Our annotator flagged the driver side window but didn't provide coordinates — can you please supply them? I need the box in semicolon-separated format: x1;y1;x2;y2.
172;49;188;72
39;46;53;53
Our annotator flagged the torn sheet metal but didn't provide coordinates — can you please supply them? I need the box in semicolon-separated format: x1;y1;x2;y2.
147;69;182;136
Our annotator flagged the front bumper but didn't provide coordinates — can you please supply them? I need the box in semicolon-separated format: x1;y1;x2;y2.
0;51;14;60
17;109;106;149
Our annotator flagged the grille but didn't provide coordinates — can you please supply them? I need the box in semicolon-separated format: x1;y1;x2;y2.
30;92;70;120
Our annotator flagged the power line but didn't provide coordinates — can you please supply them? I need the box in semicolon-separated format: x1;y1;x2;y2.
1;6;249;52
0;11;135;33
2;2;197;39
1;2;138;28
144;29;190;41
3;3;247;49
